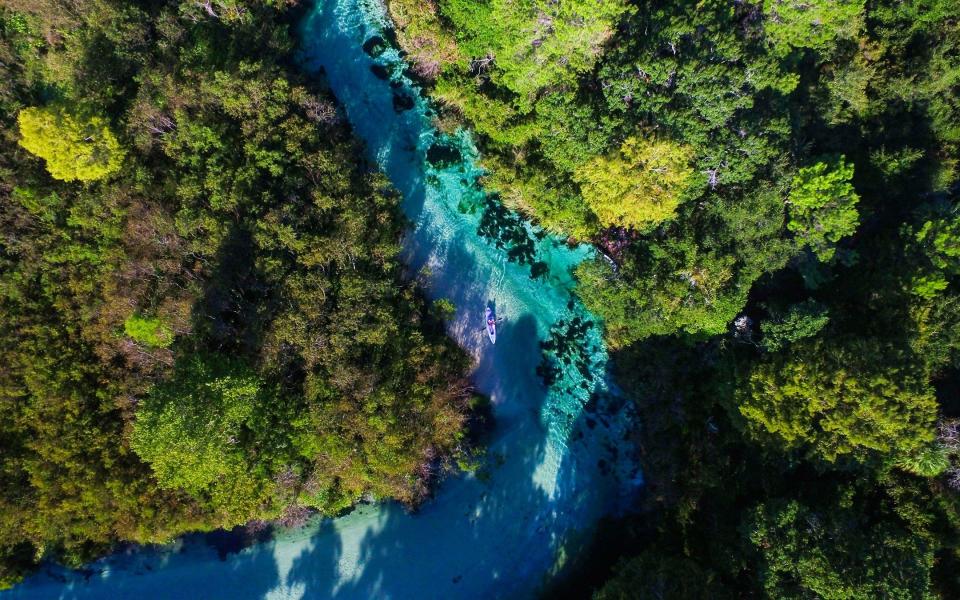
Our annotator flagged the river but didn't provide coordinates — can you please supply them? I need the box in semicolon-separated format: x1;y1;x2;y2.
4;0;639;597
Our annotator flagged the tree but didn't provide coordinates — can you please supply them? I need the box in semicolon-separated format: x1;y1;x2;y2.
574;136;695;230
440;0;630;109
760;299;830;351
820;52;875;125
576;239;743;346
737;339;938;462
907;211;960;299
130;354;266;495
896;444;950;477
763;0;865;57
388;0;460;80
17;105;124;181
595;552;728;600
786;156;860;262
745;498;934;600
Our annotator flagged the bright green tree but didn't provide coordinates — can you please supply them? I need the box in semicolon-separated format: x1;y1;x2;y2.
908;213;960;298
124;315;175;348
131;354;264;495
574;136;694;230
441;0;630;109
737;339;938;462
916;216;960;273
17;105;125;181
786;157;860;262
763;0;865;56
896;444;950;477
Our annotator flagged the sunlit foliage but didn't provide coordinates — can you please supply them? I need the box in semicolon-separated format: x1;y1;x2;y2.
124;315;174;348
0;0;472;587
737;340;938;462
441;0;630;109
907;209;960;299
17;105;124;181
760;300;830;352
762;0;865;56
574;137;694;230
786;157;860;262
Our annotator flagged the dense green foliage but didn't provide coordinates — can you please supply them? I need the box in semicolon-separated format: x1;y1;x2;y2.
387;0;960;596
573;137;694;230
130;354;271;503
123;314;174;348
17;104;125;181
762;0;866;57
758;299;830;351
393;0;959;343
745;495;935;599
0;0;472;588
737;339;937;462
2;0;960;593
786;156;860;262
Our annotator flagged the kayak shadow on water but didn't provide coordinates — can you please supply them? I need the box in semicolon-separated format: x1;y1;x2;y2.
265;317;617;599
0;0;639;595
3;197;634;598
261;306;631;599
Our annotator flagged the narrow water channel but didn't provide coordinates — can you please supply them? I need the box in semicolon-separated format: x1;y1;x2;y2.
4;1;639;598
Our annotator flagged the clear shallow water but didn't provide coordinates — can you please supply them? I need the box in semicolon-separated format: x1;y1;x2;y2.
4;1;640;598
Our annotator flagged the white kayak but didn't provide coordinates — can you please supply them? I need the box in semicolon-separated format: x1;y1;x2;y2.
485;307;497;344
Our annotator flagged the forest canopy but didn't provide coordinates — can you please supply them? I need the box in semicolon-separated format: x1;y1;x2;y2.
385;0;960;596
0;0;473;589
1;0;960;595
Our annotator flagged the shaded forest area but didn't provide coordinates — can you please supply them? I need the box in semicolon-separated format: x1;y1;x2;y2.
386;0;960;596
0;0;477;588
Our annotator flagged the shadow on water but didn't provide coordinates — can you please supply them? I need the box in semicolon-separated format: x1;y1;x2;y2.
260;313;623;599
1;0;641;597
7;366;633;599
11;326;604;599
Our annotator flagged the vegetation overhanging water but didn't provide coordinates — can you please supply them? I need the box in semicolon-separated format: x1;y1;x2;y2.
2;0;639;598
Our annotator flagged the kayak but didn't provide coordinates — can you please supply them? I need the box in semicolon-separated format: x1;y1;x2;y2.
485;307;497;344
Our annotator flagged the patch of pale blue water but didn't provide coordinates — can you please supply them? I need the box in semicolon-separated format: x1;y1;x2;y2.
3;1;641;598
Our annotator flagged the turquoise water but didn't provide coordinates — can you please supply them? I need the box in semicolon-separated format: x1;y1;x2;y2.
4;1;639;597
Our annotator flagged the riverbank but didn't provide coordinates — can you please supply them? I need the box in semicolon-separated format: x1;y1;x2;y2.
2;0;639;596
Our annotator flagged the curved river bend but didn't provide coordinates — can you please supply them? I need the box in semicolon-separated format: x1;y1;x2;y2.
4;0;639;598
